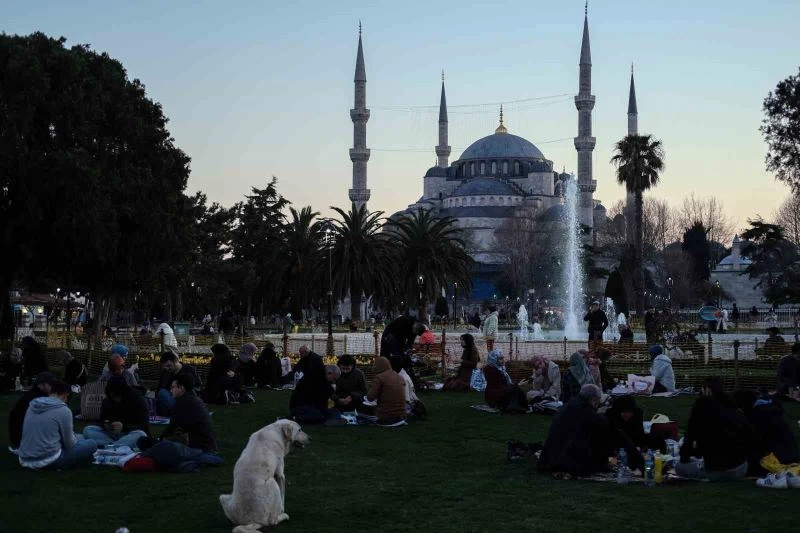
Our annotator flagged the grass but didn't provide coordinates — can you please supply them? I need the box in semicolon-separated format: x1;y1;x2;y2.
0;392;799;533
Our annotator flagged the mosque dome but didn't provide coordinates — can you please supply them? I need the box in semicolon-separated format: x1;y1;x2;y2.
539;204;565;222
459;132;545;161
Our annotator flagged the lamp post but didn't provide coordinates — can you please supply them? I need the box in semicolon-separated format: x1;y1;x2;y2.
505;296;509;325
667;277;673;310
715;280;721;309
453;282;458;326
417;274;425;321
324;226;334;356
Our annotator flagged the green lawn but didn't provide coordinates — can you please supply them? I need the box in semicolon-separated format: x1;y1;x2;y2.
1;391;799;533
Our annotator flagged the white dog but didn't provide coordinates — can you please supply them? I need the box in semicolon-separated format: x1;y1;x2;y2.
220;419;310;532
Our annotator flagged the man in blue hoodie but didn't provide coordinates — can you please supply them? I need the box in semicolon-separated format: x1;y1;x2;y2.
17;380;98;470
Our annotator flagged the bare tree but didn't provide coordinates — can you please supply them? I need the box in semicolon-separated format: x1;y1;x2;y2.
774;193;800;246
642;197;678;251
675;193;735;247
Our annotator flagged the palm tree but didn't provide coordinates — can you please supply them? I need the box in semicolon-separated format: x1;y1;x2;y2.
387;208;473;322
329;203;395;321
611;134;665;315
282;206;324;315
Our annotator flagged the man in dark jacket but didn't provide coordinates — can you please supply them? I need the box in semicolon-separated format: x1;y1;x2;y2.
380;315;424;357
156;350;202;415
733;389;799;476
583;301;608;342
255;343;282;388
538;384;613;476
59;350;87;387
677;377;751;480
776;343;800;397
82;378;149;447
332;354;367;411
7;372;57;450
161;372;217;453
289;345;332;424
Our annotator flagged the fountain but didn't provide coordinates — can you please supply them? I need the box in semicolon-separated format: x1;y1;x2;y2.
603;297;618;342
562;179;586;340
516;304;545;341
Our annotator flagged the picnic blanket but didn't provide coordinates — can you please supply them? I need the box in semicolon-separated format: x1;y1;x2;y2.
470;404;500;413
148;416;170;425
93;446;138;468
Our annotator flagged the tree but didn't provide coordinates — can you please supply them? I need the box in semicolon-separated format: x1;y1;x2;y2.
761;67;800;193
674;193;735;254
774;193;800;246
681;222;712;283
0;33;193;335
329;203;394;321
610;134;666;315
741;219;800;305
642;197;678;252
604;270;629;317
387;208;473;323
282;206;324;317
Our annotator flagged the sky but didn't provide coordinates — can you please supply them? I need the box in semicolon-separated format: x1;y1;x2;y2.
4;0;799;233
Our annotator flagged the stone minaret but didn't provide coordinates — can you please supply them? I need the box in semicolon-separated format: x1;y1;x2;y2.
435;72;451;169
574;3;596;233
349;23;371;209
624;65;638;245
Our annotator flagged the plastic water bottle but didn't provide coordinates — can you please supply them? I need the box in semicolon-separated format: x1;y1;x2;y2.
644;450;655;486
617;448;629;485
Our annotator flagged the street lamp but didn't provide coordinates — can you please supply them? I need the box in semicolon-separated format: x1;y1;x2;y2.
505;295;509;325
417;274;425;320
324;225;334;356
667;277;673;310
715;280;721;308
454;282;458;326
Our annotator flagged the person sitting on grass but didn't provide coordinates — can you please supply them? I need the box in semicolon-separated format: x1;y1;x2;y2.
761;327;788;355
677;376;751;481
617;323;634;344
17;380;98;469
255;342;283;389
732;389;799;476
483;350;527;413
289;346;335;424
206;344;248;405
649;345;675;393
59;350;87;388
443;333;480;392
538;384;613;477
100;344;139;387
388;355;426;418
160;373;217;453
526;355;561;402
237;343;258;387
561;352;595;404
776;342;800;399
82;378;150;448
606;395;665;471
156;350;201;416
366;356;407;426
8;372;57;451
21;336;48;386
332;354;367;411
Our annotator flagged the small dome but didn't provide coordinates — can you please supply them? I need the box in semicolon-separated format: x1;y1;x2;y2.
459;132;545;161
718;255;752;266
451;177;517;197
539;204;565;222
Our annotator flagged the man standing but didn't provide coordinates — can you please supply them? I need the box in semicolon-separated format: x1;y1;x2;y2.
17;380;98;469
583;301;609;343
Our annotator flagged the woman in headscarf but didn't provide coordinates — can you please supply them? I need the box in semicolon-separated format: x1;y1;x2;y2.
443;334;480;391
21;336;48;385
527;355;561;401
255;342;282;388
206;344;248;404
366;356;407;425
561;351;594;403
237;343;258;387
483;350;527;412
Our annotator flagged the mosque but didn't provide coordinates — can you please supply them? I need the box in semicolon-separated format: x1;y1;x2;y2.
346;8;636;301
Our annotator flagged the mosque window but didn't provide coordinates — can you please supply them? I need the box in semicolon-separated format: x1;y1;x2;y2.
491;161;497;174
514;161;520;174
470;163;474;175
470;197;476;206
480;162;485;175
503;161;508;174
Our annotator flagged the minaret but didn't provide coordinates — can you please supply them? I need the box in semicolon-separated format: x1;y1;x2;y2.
349;22;370;209
574;2;596;234
625;65;638;245
435;71;451;168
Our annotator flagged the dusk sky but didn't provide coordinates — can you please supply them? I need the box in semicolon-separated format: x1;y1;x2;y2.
5;0;799;233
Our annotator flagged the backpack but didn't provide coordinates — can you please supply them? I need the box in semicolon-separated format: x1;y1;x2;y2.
80;380;106;421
